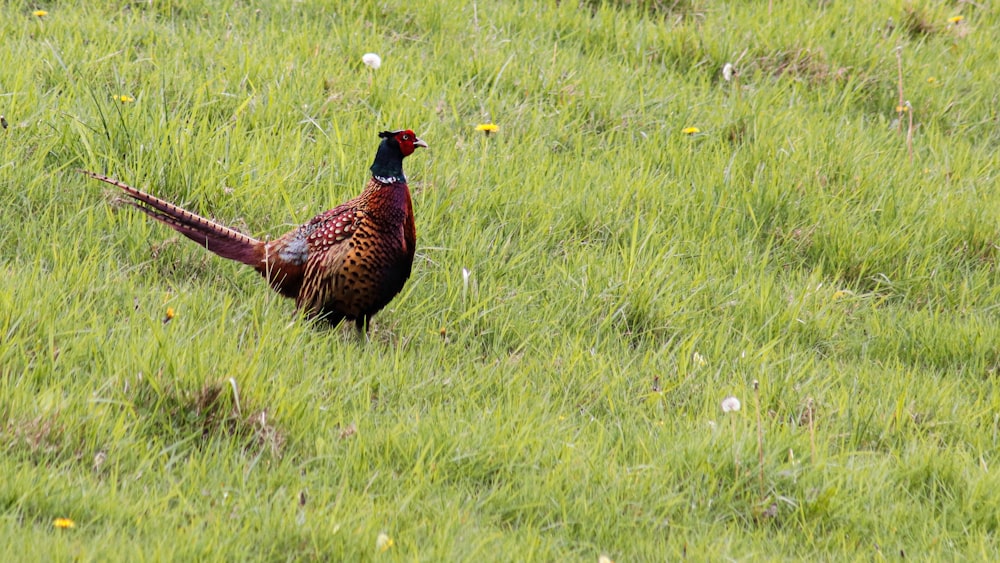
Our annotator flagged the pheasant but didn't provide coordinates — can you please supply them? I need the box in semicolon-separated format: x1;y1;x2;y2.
81;129;427;331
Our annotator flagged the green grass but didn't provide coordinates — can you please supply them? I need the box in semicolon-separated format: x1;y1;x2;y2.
3;0;1000;559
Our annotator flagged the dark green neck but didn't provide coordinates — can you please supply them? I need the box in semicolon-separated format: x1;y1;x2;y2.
370;137;406;183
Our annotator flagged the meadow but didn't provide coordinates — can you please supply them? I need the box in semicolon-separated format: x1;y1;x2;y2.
2;0;1000;559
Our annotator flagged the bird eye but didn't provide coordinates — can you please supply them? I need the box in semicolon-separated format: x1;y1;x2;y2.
402;134;410;141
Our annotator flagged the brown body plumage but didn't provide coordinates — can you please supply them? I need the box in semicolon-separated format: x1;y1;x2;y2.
82;129;427;331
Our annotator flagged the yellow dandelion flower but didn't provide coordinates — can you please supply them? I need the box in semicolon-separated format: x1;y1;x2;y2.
832;289;854;300
117;95;135;103
926;77;936;83
164;307;175;323
681;126;700;135
475;123;499;135
895;105;909;113
376;532;394;552
33;10;49;17
948;15;963;24
53;518;75;529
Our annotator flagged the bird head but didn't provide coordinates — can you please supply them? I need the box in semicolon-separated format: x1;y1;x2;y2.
379;129;428;157
371;129;427;183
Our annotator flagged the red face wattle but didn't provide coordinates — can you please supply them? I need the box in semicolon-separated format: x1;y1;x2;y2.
394;130;428;156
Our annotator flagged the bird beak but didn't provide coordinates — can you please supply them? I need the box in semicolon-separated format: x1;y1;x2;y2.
413;137;428;149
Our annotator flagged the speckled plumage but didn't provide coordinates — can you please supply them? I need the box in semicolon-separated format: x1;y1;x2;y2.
82;129;426;331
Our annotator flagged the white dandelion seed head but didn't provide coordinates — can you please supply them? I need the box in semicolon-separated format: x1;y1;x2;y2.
362;53;382;70
723;62;735;82
721;396;741;413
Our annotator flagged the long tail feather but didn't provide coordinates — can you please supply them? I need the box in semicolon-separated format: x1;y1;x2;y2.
80;170;262;267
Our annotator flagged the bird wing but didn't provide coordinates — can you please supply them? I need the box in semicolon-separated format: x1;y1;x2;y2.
295;207;365;313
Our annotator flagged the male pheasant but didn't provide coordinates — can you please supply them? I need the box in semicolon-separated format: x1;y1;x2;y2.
81;129;427;331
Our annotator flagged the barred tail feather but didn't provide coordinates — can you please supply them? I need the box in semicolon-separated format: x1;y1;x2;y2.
80;170;263;267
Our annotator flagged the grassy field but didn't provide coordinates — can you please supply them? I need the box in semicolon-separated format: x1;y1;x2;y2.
3;0;1000;559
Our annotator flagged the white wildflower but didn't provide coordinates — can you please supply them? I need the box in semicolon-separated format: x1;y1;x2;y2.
376;532;393;551
722;63;736;82
362;53;382;70
693;352;707;367
721;396;741;413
